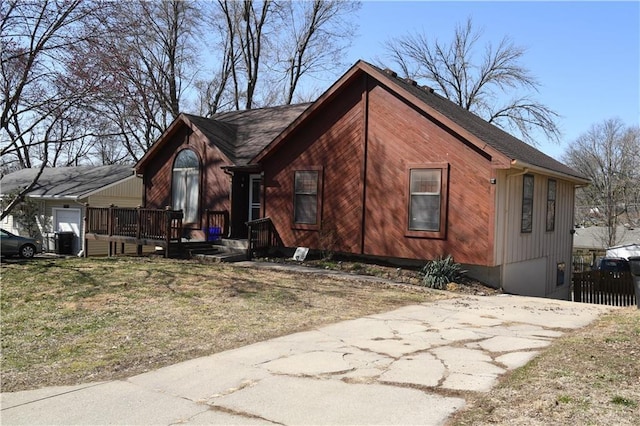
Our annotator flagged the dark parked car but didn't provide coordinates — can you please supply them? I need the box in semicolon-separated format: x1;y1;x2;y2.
595;257;631;272
0;229;40;259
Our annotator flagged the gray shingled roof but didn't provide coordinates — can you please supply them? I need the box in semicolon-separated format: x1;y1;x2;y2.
573;225;640;250
366;61;586;180
184;103;311;165
0;165;135;199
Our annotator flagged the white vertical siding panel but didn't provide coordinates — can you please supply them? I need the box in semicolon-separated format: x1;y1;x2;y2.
499;171;576;298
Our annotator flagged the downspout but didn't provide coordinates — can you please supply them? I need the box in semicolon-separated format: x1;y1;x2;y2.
73;199;86;257
359;75;370;254
501;168;529;287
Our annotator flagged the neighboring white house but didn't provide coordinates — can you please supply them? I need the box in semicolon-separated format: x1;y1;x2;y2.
573;225;640;253
1;165;143;256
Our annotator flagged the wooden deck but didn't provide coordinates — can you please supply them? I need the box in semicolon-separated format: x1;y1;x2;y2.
84;206;231;258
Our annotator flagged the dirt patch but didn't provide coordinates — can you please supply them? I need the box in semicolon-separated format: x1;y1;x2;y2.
259;256;501;296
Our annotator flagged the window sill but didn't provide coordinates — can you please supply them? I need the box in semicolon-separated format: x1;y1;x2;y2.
405;229;446;239
292;223;320;231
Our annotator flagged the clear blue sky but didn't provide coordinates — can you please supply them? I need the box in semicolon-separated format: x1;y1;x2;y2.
338;1;639;161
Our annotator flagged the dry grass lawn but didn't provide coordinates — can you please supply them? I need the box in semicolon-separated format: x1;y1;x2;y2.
1;257;444;392
2;256;639;425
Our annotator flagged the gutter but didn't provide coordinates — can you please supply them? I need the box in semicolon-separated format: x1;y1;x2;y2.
510;160;590;186
25;195;80;201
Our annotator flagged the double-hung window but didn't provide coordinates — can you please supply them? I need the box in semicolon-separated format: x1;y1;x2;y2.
293;169;321;228
407;164;448;238
521;174;534;233
172;149;200;224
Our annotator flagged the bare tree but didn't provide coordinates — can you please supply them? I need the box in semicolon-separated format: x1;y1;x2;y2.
563;118;640;247
199;0;359;114
0;0;110;219
382;17;560;145
74;0;201;161
274;0;359;104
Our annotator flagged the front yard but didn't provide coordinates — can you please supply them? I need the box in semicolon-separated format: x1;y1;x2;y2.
0;257;442;392
1;256;638;425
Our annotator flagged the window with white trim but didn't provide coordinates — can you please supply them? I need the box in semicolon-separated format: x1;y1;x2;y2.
409;169;442;231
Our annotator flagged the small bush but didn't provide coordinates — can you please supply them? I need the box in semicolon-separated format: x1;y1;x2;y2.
420;255;466;289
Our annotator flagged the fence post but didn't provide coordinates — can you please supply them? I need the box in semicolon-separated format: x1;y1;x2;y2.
573;274;581;303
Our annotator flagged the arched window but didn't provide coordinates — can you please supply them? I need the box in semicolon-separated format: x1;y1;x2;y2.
172;149;199;223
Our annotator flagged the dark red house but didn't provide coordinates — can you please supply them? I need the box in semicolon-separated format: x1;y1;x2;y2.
135;103;310;239
136;60;588;299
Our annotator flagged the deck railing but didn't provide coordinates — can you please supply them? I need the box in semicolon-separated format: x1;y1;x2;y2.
247;217;278;259
205;210;229;240
86;206;184;244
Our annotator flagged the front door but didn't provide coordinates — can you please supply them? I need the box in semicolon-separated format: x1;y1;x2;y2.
248;174;262;222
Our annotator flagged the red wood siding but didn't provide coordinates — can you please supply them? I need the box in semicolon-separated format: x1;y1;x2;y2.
143;124;232;234
262;74;497;266
363;83;494;265
263;80;365;253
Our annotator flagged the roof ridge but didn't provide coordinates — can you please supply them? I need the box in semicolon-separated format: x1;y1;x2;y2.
361;60;585;180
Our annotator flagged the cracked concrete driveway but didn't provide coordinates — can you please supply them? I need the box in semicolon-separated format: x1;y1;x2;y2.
1;294;612;425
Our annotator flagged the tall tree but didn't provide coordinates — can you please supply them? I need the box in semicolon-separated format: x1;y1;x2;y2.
382;17;560;146
0;0;109;219
274;0;359;104
563;118;640;248
1;0;106;171
198;0;359;115
75;0;200;162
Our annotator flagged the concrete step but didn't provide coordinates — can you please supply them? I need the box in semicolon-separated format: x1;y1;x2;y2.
211;238;249;250
186;239;248;263
192;251;247;263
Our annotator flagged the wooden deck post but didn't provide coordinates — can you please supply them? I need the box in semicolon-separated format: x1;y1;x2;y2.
164;206;172;258
136;206;143;256
83;203;89;258
108;204;114;257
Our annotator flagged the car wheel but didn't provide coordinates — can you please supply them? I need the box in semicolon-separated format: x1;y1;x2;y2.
19;244;36;259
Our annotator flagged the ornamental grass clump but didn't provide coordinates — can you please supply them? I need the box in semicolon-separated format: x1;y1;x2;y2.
420;255;466;289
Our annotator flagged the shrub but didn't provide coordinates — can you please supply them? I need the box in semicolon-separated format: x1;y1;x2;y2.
420;255;466;289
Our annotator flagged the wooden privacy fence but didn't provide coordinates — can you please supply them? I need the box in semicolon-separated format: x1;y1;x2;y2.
572;270;637;307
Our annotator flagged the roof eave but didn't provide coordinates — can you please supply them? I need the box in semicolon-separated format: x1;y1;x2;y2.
135;114;192;173
24;194;81;201
510;159;590;185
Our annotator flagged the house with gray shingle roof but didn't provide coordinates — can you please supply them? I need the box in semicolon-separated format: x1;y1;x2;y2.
1;165;143;256
135;60;588;299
